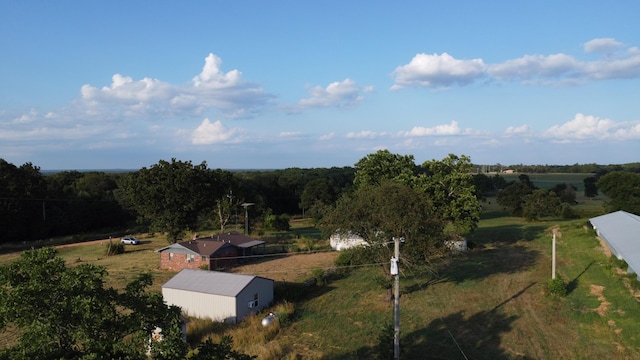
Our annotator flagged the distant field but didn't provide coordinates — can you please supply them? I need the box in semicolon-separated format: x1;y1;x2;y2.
501;172;592;191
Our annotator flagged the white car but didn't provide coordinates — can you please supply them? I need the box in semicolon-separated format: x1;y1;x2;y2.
120;236;140;245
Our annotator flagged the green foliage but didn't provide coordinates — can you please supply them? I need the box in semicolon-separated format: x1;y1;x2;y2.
263;209;290;231
0;247;186;359
188;335;256;360
522;189;561;221
299;178;337;211
353;149;418;188
323;180;446;273
559;203;578;219
597;171;640;214
419;154;481;235
583;176;598;197
496;182;534;216
104;240;125;256
334;246;377;269
547;275;568;297
117;159;232;242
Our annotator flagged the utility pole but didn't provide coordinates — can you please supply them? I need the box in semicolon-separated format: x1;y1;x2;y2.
552;231;557;279
391;236;403;360
241;203;254;235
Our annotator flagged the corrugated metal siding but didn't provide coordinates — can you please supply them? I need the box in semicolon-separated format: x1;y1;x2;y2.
163;269;255;296
163;287;237;322
591;210;640;279
236;277;274;320
161;269;274;323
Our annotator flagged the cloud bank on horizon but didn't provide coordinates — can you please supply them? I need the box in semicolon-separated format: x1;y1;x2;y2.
1;3;639;170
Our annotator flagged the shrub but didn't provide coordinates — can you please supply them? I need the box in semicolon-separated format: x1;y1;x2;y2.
104;241;124;256
547;275;568;297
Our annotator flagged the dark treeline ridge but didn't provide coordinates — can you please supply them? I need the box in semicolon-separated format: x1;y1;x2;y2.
2;157;638;245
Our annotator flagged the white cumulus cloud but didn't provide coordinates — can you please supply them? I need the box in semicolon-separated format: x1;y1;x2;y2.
401;121;463;137
584;38;623;53
295;78;371;110
543;113;640;141
191;118;239;144
393;38;640;88
391;53;486;89
80;53;273;120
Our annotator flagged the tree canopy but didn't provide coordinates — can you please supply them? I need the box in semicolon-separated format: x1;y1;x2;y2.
117;159;233;242
0;247;186;359
597;171;640;214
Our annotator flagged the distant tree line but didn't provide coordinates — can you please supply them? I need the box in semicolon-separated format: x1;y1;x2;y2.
474;162;640;175
3;156;640;245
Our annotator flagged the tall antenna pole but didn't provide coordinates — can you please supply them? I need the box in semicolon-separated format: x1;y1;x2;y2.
552;232;556;279
391;237;403;360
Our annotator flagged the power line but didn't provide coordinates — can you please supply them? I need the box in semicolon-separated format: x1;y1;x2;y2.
438;317;469;360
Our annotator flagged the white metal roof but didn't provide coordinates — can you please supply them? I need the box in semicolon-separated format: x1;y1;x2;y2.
590;210;640;274
162;269;261;297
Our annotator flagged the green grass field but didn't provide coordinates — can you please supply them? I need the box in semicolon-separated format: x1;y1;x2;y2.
3;180;639;359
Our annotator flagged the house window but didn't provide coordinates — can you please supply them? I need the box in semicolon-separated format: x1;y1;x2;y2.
186;254;194;263
169;253;174;260
253;293;259;307
201;255;207;262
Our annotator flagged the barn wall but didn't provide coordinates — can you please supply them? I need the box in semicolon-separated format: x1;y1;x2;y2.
163;288;237;322
236;278;275;321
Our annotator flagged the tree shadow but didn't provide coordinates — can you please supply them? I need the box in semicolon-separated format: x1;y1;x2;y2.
336;309;531;360
403;242;539;293
469;224;547;248
274;281;336;303
566;260;595;295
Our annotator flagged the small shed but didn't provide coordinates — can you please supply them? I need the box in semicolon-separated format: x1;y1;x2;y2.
330;232;368;251
162;269;274;323
590;210;640;280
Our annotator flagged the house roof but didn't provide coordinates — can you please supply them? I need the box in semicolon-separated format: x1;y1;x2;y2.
205;231;265;248
154;240;231;256
162;269;272;297
155;231;264;256
590;210;640;273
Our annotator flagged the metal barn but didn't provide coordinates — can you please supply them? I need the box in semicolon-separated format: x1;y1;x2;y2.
162;269;274;323
590;210;640;280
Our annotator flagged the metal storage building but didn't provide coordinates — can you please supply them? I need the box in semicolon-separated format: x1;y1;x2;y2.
162;269;274;323
590;210;640;280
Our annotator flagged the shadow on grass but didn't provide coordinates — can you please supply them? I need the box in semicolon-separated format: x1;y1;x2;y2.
403;243;539;293
469;223;548;248
274;281;336;303
567;260;595;295
338;309;531;360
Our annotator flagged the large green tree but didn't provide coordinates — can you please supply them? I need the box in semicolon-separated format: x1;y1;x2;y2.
496;182;534;216
117;159;232;242
353;150;418;188
597;171;640;214
522;189;561;221
0;160;48;242
0;247;186;359
320;180;446;267
419;154;481;235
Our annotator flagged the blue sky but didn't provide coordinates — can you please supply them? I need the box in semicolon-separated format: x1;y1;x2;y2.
2;1;639;170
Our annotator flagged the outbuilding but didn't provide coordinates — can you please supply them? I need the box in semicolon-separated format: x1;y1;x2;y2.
590;210;640;280
162;269;274;323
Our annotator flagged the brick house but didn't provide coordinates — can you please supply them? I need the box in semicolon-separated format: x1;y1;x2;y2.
155;232;265;271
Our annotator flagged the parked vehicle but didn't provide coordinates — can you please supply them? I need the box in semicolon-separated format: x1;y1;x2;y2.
120;236;140;245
